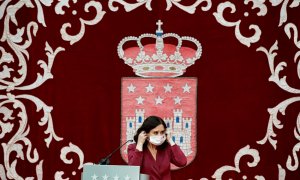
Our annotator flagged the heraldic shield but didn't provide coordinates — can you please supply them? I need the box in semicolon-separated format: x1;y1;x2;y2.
118;20;202;170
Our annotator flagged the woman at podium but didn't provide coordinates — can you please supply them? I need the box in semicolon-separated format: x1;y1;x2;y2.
127;116;187;180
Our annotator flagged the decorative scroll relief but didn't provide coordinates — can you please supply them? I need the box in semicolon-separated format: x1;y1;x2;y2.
0;94;56;179
257;97;300;149
1;0;106;179
54;143;84;180
0;164;7;180
296;51;300;79
60;1;106;45
0;21;38;90
0;43;82;178
286;113;300;171
0;92;62;147
20;42;65;91
17;94;64;147
252;16;300;177
284;23;300;50
108;0;153;12
285;23;300;48
278;164;286;180
1;1;68;178
244;0;267;16
55;0;78;15
0;0;51;90
211;145;264;180
0;106;13;139
213;2;262;47
0;10;63;91
0;0;51;28
284;23;300;80
269;0;300;26
0;39;65;92
0;47;13;80
257;41;300;94
108;0;212;14
34;0;54;27
165;0;212;14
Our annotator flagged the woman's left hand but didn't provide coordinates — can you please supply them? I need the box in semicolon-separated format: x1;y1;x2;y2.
166;130;175;146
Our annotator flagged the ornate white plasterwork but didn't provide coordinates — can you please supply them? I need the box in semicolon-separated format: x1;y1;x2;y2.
269;0;300;26
55;143;84;179
0;0;299;179
286;113;300;171
213;1;262;47
212;145;264;180
212;5;300;177
60;1;106;45
257;40;300;94
204;1;300;179
256;22;300;156
0;0;104;179
278;164;286;180
257;96;300;149
214;4;300;180
108;0;212;14
254;29;300;178
255;22;300;180
213;1;300;47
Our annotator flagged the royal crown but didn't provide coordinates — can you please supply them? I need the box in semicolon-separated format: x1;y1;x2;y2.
117;20;202;77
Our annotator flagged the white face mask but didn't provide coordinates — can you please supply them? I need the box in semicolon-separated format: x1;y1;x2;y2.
149;134;166;146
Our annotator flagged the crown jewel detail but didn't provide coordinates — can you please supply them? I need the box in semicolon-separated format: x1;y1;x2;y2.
117;20;202;77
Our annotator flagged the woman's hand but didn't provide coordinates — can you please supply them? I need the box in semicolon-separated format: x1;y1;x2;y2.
136;131;147;151
166;130;175;146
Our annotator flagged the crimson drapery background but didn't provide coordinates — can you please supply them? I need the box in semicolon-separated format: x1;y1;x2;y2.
1;0;299;179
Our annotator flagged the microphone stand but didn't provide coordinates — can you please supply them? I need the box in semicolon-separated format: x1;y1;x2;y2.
99;139;133;165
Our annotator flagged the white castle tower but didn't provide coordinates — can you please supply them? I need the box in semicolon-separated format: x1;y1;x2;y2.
126;116;136;141
181;117;192;155
135;109;145;129
164;117;173;129
126;109;145;142
166;110;193;156
173;109;183;130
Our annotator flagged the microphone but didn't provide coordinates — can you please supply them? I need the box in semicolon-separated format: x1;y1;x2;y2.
99;139;133;165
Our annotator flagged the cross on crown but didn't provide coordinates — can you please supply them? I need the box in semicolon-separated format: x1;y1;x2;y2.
156;20;163;35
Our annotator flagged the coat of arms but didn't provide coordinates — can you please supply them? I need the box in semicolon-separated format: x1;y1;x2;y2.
118;20;202;169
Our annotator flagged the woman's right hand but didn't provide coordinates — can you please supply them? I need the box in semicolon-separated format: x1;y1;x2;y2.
136;131;147;151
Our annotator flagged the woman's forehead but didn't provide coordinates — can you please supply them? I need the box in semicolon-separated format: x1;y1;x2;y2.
151;124;165;131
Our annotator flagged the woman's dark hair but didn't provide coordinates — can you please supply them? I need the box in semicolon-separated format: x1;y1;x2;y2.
133;116;168;149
